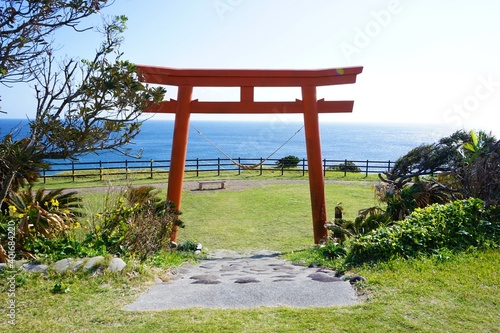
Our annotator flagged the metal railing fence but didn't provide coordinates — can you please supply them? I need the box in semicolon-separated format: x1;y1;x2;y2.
40;157;395;183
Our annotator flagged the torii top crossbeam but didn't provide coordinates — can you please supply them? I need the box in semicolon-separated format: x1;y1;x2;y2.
138;66;362;87
138;66;363;114
137;65;363;244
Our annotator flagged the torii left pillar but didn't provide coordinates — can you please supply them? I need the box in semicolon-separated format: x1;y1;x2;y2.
302;86;327;243
137;66;363;244
167;86;192;241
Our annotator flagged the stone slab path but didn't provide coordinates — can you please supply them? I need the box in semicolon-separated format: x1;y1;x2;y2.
124;250;359;310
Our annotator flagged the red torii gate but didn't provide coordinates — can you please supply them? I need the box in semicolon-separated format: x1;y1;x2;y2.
137;66;363;244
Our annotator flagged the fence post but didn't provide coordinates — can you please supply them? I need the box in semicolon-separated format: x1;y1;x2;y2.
343;159;347;177
259;158;263;176
238;157;241;175
218;158;221;176
72;160;75;182
43;169;46;184
99;161;103;181
125;160;128;180
150;160;154;179
324;159;327;176
388;160;391;172
365;160;369;177
196;158;199;177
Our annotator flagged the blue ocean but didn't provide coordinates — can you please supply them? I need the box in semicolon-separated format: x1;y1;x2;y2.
1;118;455;163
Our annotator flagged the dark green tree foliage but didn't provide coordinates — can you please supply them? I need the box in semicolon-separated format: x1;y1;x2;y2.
0;0;111;84
327;161;361;173
275;155;300;168
380;130;500;209
0;16;166;207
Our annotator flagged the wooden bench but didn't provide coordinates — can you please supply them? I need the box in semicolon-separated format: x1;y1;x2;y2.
198;181;226;190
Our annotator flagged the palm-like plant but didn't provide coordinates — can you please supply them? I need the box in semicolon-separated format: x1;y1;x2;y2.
326;206;391;244
0;134;48;210
0;188;82;262
7;188;82;239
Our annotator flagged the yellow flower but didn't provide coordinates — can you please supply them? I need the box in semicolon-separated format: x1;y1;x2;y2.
8;205;17;214
51;198;59;208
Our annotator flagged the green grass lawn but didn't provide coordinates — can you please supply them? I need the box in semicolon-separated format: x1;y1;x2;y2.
178;183;378;251
1;180;499;333
35;168;381;190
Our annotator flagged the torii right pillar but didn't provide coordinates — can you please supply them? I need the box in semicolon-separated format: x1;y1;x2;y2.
302;86;328;243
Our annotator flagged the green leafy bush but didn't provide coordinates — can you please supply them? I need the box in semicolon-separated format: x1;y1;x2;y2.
319;242;347;259
0;188;82;262
177;240;200;252
275;155;300;168
85;186;182;261
346;198;499;265
327;206;391;244
327;161;361;173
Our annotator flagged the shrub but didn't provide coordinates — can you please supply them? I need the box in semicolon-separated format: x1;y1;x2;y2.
327;161;361;173
326;206;391;244
84;186;182;261
319;242;347;259
275;155;300;168
346;198;499;265
177;240;200;252
0;188;82;262
376;181;454;221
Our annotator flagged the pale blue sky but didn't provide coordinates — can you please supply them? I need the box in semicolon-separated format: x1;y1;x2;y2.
1;0;500;135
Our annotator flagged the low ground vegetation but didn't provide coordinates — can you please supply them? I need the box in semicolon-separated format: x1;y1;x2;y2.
327;161;362;173
0;130;499;331
0;185;184;263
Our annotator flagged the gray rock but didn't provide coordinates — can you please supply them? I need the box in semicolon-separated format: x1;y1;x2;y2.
348;275;367;285
108;257;126;272
308;272;342;282
53;258;72;273
191;279;221;285
274;275;297;279
249;268;267;272
271;265;295;272
84;256;105;270
190;274;219;281
234;277;260;284
22;263;49;273
53;258;85;273
273;278;295;282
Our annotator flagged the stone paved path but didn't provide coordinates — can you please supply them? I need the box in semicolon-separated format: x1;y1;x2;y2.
124;250;359;310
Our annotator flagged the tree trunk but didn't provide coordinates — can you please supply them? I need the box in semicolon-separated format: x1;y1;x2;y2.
0;168;17;212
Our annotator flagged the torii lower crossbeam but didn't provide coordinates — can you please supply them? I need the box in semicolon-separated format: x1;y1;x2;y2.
137;66;363;244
